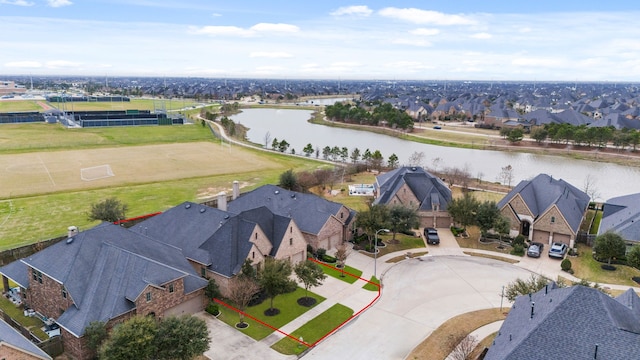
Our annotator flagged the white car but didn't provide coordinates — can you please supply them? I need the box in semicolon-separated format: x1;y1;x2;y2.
548;242;568;259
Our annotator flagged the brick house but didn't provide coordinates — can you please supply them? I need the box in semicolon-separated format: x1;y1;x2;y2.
227;184;356;251
0;318;52;359
497;173;590;247
0;200;308;360
373;166;452;228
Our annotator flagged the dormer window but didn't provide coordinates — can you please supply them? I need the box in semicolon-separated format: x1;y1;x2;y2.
551;216;556;223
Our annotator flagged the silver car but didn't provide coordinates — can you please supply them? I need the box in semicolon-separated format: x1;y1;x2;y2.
548;242;568;259
527;242;543;258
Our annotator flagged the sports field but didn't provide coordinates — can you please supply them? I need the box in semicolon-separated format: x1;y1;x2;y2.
47;98;201;112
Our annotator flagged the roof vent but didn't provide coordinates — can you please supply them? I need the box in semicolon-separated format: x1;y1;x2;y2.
185;204;191;209
275;190;280;195
411;167;417;171
291;193;296;198
224;214;230;219
66;237;74;244
200;208;206;213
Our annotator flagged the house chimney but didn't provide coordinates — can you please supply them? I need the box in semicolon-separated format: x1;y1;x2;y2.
232;180;240;200
217;191;227;211
68;226;78;238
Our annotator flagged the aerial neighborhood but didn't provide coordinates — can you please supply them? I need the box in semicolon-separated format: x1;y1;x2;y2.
2;77;640;360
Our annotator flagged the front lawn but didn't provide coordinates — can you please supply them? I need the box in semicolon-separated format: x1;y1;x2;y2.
362;276;380;291
321;264;363;284
215;287;325;340
271;304;354;355
359;233;426;258
455;226;513;255
569;243;640;287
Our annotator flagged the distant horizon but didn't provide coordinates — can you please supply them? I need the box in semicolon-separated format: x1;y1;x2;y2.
2;1;640;81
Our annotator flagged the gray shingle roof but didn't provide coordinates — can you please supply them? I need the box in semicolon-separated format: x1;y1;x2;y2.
373;167;451;211
0;318;52;359
20;222;207;337
228;184;350;236
599;193;640;242
485;285;640;360
498;174;589;233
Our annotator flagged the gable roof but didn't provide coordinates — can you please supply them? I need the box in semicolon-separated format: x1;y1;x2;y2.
373;166;452;211
599;193;640;242
485;286;640;360
497;174;589;233
0;318;52;359
228;184;353;236
18;223;207;337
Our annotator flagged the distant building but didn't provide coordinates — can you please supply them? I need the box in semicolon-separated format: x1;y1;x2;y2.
0;81;26;96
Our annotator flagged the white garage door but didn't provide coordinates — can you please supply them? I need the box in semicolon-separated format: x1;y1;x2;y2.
291;251;305;264
164;296;203;318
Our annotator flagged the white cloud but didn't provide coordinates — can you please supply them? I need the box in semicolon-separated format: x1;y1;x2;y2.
470;32;492;39
211;13;221;17
189;25;253;37
512;57;565;67
4;60;42;68
46;60;81;68
249;23;299;33
330;5;372;17
46;0;72;7
409;28;440;36
0;0;34;6
249;51;293;58
391;38;432;47
378;7;476;26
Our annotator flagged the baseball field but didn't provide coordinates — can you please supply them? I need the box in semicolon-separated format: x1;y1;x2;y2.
0;121;324;250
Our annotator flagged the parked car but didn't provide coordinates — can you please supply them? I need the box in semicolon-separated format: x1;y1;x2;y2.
433;125;442;130
548;242;568;259
424;227;440;245
527;242;543;258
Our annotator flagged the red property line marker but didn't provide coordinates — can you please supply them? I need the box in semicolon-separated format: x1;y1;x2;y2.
214;258;381;350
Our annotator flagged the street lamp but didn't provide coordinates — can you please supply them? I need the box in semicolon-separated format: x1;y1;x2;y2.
374;228;390;279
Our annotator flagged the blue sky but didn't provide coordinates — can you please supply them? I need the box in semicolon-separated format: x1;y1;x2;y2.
2;0;640;81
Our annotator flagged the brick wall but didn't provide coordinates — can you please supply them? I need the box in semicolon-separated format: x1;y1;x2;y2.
134;278;202;319
389;184;420;209
508;194;532;217
272;220;307;263
500;206;521;231
0;344;45;360
534;206;573;237
25;267;74;320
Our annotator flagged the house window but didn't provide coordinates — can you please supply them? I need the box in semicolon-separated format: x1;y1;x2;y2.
252;251;255;259
62;288;67;299
290;226;292;233
340;212;343;219
255;233;258;239
32;269;37;281
551;216;556;223
169;284;174;293
201;267;206;277
289;238;293;246
146;292;152;302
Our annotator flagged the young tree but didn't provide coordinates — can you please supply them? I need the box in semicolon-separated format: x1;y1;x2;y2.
204;278;221;301
263;131;271;149
494;215;511;241
350;147;361;164
227;276;261;326
387;205;420;241
271;137;279;150
530;127;548;144
448;333;479;360
294;260;326;306
476;201;500;234
340;147;349;163
627;246;640;269
322;146;332;160
155;315;210;360
408;151;425;168
258;258;296;316
499;164;514;187
303;143;314;157
88;197;128;223
335;243;351;277
507;128;524;143
99;316;157;360
357;204;390;249
387;153;399;169
370;150;384;170
278;139;290;153
279;169;298;191
594;232;627;265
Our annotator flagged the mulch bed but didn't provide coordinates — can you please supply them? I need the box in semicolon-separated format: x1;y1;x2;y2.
236;322;249;329
601;264;617;271
297;297;317;307
264;308;280;316
632;277;640;285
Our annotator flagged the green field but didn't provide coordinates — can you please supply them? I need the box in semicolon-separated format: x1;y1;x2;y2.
0;100;43;112
47;98;202;112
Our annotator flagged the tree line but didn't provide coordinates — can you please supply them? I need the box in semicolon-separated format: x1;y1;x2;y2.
325;101;415;131
502;123;640;150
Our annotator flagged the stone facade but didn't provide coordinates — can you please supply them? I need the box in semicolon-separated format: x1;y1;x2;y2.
388;183;421;209
135;278;203;319
0;344;47;360
272;220;307;263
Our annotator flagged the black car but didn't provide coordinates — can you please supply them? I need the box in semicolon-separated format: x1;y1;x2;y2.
424;227;440;245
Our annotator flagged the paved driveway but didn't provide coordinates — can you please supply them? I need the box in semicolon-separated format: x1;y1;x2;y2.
303;256;532;360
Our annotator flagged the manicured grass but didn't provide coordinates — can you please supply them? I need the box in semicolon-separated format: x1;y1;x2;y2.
321;264;363;284
362;276;380;291
271;304;354;355
360;233;426;258
0;149;324;249
406;308;508;360
455;226;514;255
385;251;429;263
463;252;520;264
0;296;48;340
570;243;640;287
0;100;43;112
216;287;325;341
0;122;213;154
590;210;603;234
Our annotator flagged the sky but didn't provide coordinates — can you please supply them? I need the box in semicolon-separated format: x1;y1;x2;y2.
2;0;640;81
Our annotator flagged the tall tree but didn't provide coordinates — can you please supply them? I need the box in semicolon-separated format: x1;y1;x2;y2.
387;153;399;169
350;148;361;164
258;258;296;315
447;193;480;230
594;232;627;265
387;205;420;241
84;321;107;355
88;197;127;223
476;201;501;234
227;276;261;326
357;204;391;249
99;316;157;360
294;260;326;306
155;315;210;360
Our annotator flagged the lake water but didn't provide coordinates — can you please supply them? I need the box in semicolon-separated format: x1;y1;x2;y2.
231;108;640;200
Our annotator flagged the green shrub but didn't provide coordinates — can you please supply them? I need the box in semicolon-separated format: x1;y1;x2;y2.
510;244;524;256
322;254;337;263
316;248;327;259
206;302;219;316
513;235;526;246
561;259;572;272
